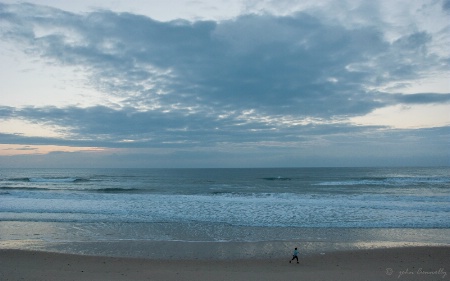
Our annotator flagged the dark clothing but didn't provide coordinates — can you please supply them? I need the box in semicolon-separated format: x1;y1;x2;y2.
290;248;299;263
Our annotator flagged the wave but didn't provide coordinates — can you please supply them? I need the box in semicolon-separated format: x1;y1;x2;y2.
315;176;450;186
0;186;50;191
93;188;143;193
262;177;292;181
5;177;30;182
5;177;89;183
0;186;145;194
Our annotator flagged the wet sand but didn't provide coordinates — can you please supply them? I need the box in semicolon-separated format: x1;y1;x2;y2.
1;246;448;281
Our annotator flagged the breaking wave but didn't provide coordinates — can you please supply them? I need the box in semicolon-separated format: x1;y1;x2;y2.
6;177;89;183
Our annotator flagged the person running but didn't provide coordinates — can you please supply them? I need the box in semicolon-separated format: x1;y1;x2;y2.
290;247;299;264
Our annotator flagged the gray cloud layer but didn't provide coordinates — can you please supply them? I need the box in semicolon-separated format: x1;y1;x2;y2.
0;3;449;166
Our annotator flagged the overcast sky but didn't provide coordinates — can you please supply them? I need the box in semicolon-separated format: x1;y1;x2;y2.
0;0;449;168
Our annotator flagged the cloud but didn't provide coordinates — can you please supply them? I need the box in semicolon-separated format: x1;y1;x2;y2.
0;105;380;148
444;0;450;12
1;125;448;168
2;3;448;117
393;93;450;104
0;2;449;167
14;145;37;151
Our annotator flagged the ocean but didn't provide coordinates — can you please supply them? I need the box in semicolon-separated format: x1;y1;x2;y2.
1;167;449;257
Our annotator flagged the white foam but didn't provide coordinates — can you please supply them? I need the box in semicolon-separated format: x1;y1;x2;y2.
1;191;449;228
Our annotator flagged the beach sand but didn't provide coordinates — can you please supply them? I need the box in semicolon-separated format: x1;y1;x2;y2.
0;246;448;281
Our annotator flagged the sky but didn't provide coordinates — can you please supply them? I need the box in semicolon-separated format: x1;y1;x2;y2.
0;0;449;168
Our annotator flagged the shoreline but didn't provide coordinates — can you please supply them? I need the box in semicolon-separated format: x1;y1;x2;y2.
1;246;448;281
1;221;449;258
1;238;448;260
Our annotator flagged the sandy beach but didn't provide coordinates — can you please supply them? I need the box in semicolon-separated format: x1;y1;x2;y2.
1;246;448;281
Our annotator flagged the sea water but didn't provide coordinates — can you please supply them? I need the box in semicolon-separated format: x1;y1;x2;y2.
0;167;449;257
